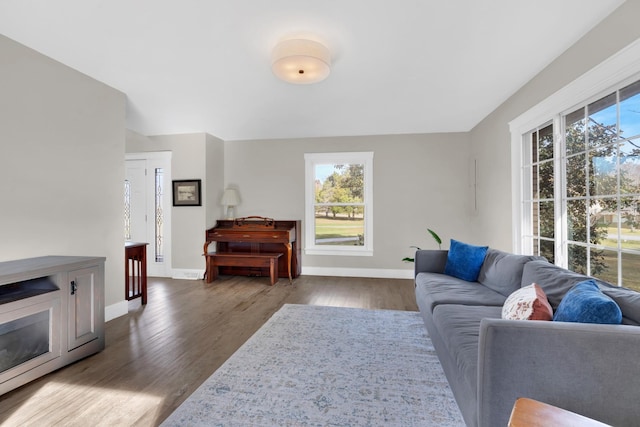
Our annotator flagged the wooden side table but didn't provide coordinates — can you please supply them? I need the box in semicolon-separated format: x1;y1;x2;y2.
125;242;148;304
509;398;611;427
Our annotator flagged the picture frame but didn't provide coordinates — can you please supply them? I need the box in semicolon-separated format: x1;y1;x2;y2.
172;179;202;206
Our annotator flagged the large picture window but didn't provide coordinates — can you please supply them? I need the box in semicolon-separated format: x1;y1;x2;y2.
563;80;640;288
304;152;373;256
520;78;640;291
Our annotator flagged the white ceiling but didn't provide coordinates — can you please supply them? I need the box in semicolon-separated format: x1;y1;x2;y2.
0;0;626;141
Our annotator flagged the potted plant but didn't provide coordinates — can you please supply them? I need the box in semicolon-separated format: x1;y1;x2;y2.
402;229;442;262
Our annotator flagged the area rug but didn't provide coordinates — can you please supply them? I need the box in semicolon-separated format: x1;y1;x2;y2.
161;304;464;426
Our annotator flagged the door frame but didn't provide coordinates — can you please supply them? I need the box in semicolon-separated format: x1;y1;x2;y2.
125;151;172;277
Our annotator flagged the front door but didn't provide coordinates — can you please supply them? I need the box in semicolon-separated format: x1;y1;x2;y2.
125;152;172;277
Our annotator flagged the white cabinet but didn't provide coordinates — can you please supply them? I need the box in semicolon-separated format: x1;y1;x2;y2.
67;265;103;351
0;256;105;395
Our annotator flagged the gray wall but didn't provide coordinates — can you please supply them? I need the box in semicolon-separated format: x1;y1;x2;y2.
0;35;126;308
206;133;226;229
225;133;472;275
470;0;640;251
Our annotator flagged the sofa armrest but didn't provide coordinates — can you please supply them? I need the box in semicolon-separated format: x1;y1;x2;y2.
414;249;448;277
477;318;640;427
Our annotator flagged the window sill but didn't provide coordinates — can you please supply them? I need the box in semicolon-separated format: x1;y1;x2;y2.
305;248;373;257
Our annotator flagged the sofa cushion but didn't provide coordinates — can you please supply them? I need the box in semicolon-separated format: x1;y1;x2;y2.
415;272;507;313
521;260;590;309
501;283;553;321
444;239;488;282
431;304;502;397
600;286;640;325
478;249;544;297
553;280;623;324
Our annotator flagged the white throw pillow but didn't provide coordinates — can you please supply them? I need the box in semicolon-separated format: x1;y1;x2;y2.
502;283;553;321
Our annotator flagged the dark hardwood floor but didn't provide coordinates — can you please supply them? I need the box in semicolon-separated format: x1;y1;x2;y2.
0;274;417;426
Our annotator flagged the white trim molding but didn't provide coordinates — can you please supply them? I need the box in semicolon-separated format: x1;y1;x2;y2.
105;300;128;322
301;266;414;280
171;269;205;280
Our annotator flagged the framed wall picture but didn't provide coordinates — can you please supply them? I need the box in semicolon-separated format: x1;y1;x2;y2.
172;179;202;206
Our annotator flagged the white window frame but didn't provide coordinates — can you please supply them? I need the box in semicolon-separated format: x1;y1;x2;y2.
521;122;563;263
510;39;640;258
304;151;374;256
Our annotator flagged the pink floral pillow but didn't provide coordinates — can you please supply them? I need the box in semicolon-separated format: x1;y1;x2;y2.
502;283;553;321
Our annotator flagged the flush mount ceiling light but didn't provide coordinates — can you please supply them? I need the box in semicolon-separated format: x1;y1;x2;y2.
271;39;331;84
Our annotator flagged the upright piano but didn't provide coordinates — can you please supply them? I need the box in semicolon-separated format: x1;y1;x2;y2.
204;217;301;281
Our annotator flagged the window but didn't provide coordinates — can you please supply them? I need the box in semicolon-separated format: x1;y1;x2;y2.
513;41;640;291
124;167;164;262
522;124;556;264
304;152;373;256
154;167;165;263
124;179;131;241
519;78;640;291
564;81;640;288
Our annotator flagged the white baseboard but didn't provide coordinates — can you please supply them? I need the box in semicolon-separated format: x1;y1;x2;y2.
301;266;414;280
105;300;128;322
171;269;205;280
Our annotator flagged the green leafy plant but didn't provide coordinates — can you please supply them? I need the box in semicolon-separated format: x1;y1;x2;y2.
427;228;442;249
402;228;442;262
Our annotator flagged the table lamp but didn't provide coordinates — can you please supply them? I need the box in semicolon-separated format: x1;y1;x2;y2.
221;188;240;219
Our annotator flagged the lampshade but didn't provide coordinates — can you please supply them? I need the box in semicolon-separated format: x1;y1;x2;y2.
271;39;331;84
221;188;240;206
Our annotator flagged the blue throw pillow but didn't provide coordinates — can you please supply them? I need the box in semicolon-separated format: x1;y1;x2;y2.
444;239;488;282
553;280;622;324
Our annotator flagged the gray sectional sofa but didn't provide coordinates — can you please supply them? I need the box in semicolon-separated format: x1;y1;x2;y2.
414;248;640;427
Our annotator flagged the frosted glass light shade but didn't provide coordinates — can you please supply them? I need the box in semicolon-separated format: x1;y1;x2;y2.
221;188;240;219
271;39;331;84
221;188;240;206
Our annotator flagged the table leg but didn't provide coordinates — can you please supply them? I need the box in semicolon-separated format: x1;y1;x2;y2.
140;246;147;305
269;258;278;285
284;243;292;284
124;253;130;299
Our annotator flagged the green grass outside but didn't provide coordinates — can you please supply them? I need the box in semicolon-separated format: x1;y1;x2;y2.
581;225;640;291
314;216;364;246
602;226;640;250
594;250;640;292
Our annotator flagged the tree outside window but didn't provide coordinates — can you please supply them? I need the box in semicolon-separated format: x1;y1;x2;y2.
314;163;365;246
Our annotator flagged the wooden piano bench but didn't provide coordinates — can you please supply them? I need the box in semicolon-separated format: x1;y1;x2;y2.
205;253;283;285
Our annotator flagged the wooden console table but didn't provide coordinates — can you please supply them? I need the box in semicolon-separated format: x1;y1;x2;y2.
125;242;148;304
509;398;611;427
